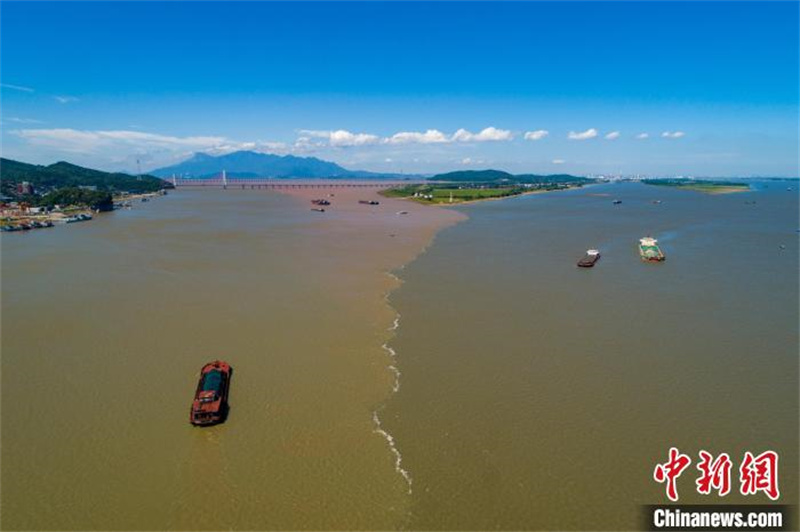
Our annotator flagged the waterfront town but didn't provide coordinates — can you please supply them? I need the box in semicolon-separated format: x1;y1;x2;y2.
1;180;166;232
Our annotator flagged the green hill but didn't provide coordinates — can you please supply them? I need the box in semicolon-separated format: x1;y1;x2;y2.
0;158;171;196
431;169;592;184
432;169;515;182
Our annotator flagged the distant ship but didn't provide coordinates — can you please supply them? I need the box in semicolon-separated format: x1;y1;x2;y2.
613;199;622;205
190;361;232;426
577;249;601;268
638;237;665;262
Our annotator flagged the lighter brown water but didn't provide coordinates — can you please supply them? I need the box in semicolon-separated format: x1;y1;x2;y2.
1;188;462;531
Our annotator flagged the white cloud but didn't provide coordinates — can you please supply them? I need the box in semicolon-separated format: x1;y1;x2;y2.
54;95;79;104
5;117;43;124
636;132;650;139
15;128;231;154
384;127;512;145
452;126;513;142
293;135;325;152
552;159;566;164
568;128;598;140
1;83;35;92
385;129;450;144
299;129;380;147
604;131;620;140
330;129;380;146
524;130;549;141
207;141;289;155
661;131;686;139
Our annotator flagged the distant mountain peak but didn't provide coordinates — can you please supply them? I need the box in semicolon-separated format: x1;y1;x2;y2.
151;150;390;179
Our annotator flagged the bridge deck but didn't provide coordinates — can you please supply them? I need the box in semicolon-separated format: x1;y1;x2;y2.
172;179;421;188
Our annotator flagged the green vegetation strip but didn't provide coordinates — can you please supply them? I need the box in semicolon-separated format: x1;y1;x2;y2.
642;179;749;193
382;183;577;204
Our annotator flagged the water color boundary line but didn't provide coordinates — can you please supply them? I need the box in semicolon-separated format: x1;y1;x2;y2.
372;270;413;494
369;212;468;498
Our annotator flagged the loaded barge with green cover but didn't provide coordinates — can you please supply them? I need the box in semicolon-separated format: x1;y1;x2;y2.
638;237;665;262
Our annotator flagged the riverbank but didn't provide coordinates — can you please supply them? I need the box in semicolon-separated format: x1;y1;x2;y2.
0;190;166;232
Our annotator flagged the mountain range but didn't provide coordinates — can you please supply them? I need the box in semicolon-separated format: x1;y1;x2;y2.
151;151;396;179
1;153;589;199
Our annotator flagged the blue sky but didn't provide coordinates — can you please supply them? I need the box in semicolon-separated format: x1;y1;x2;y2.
1;1;798;176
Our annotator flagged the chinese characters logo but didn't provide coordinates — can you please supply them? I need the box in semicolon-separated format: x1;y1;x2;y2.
653;447;779;502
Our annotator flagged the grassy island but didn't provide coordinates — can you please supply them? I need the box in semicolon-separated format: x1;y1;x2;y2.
382;170;592;204
642;179;750;194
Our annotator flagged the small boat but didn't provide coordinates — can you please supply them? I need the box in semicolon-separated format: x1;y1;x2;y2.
613;199;622;205
359;200;380;205
577;249;601;268
311;199;331;206
190;361;233;426
638;237;665;262
397;211;409;215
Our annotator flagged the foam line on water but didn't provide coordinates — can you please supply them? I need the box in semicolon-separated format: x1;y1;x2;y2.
381;343;401;392
374;270;412;494
372;410;412;494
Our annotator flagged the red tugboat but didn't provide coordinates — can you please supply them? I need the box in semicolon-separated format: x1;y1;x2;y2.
190;361;232;426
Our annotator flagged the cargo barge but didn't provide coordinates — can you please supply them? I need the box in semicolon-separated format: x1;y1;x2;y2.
190;361;232;426
638;237;665;262
577;249;601;268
